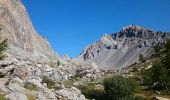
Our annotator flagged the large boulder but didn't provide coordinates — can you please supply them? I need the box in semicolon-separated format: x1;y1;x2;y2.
76;61;101;82
8;83;24;92
56;87;87;100
37;88;57;100
5;92;28;100
26;77;42;87
0;84;9;93
0;60;14;68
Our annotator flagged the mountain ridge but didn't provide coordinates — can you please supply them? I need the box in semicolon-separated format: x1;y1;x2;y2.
76;25;169;70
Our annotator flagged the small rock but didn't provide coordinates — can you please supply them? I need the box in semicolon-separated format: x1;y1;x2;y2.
73;82;79;86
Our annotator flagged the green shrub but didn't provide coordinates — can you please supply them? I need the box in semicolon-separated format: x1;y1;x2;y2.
165;39;170;51
133;96;146;100
41;76;55;89
154;45;160;57
74;70;81;78
103;75;138;100
63;80;73;88
142;61;168;87
0;38;8;60
77;77;139;100
139;54;145;63
142;69;153;86
57;60;60;66
50;61;60;67
77;84;106;100
0;94;6;100
83;89;106;100
24;83;38;91
26;94;36;100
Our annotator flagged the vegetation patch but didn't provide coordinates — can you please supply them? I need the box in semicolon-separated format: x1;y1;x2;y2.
26;94;36;100
0;38;8;60
77;76;143;100
141;39;170;95
0;94;7;100
50;60;61;67
77;83;106;100
24;83;39;91
41;76;56;89
63;80;73;88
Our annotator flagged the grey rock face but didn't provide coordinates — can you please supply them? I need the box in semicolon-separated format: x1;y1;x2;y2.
5;92;28;100
77;25;169;69
0;60;13;67
8;83;24;92
56;87;87;100
0;0;58;63
0;84;9;93
37;88;57;100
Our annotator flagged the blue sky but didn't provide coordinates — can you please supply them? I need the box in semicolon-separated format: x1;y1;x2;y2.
21;0;170;57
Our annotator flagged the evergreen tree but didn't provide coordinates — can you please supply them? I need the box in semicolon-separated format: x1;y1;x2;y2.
154;45;160;57
139;54;145;63
164;39;170;93
165;39;170;51
142;61;168;90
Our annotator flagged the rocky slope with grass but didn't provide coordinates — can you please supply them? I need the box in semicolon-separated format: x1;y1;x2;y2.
76;25;169;70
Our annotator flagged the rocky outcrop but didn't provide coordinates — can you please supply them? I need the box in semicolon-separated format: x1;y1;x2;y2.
56;87;87;100
0;0;58;63
76;25;169;69
76;61;101;82
5;92;28;100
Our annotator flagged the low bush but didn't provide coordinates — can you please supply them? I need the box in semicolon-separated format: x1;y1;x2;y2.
103;75;138;100
77;76;141;100
77;84;106;100
41;76;55;89
26;94;36;100
24;83;38;91
0;38;8;60
63;80;73;88
0;94;6;100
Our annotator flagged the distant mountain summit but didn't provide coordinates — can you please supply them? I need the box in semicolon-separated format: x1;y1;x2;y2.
0;0;58;62
76;25;169;69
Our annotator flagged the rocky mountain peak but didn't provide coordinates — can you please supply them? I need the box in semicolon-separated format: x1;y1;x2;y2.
117;25;154;38
76;25;169;69
122;25;147;31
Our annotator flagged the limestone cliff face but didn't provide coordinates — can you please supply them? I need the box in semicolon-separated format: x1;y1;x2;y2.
0;0;58;62
76;25;169;69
